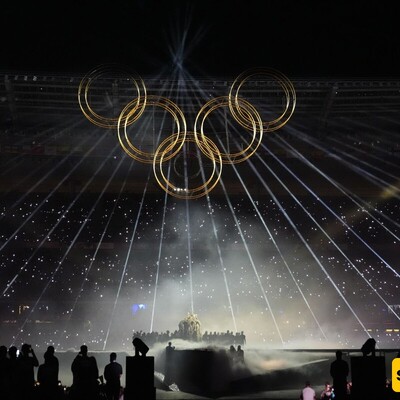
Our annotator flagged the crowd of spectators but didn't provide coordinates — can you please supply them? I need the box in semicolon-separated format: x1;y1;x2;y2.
0;186;399;349
1;338;399;400
0;343;123;400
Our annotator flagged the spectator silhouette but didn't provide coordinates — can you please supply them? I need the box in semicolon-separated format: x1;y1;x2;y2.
300;380;316;400
17;343;39;400
164;342;175;386
330;350;349;400
71;345;99;400
0;345;11;399
8;346;18;397
228;345;236;364
240;331;246;345
37;347;60;400
236;345;244;365
104;352;123;400
44;345;59;372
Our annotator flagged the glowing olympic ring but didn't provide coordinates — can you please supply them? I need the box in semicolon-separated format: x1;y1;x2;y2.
194;96;263;164
78;64;147;129
117;95;187;164
78;64;296;198
228;67;296;132
153;132;222;200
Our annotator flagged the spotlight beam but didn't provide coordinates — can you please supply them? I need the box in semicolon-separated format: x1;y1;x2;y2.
172;70;197;310
326;118;400;171
0;120;64;174
184;148;195;314
247;154;373;338
337;115;400;160
150;162;171;333
1;132;109;294
199;167;238;333
327;134;400;181
259;139;400;321
215;136;328;341
0;131;93;224
274;134;400;238
292;124;400;201
192;135;237;331
181;73;238;331
217;172;285;344
285;126;400;277
103;169;151;350
59;154;134;347
12;143;122;343
283;124;400;231
200;115;286;342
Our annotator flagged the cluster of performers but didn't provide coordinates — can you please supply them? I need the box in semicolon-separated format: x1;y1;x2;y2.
132;329;246;348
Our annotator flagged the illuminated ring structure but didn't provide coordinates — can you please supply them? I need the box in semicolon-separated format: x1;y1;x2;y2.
78;65;296;198
117;95;187;164
153;132;222;200
78;64;147;129
194;96;263;164
228;67;296;132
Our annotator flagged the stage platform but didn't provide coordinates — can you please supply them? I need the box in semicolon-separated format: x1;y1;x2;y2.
156;386;325;400
43;347;399;399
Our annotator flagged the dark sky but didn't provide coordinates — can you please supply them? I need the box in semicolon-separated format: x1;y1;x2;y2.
2;1;400;78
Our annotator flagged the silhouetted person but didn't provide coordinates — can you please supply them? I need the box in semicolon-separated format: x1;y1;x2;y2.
8;346;18;397
71;345;99;400
300;380;316;400
241;331;246;345
236;345;244;365
330;350;349;400
361;337;376;356
104;352;123;400
17;343;39;400
164;342;175;386
228;344;236;364
44;345;59;373
0;345;11;399
37;348;60;400
132;337;149;357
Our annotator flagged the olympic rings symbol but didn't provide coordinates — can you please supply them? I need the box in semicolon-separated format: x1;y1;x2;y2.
78;64;296;199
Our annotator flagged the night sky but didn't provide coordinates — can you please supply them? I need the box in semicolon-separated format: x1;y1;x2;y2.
2;1;400;78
